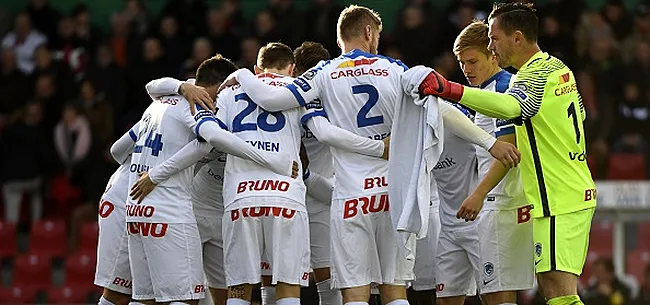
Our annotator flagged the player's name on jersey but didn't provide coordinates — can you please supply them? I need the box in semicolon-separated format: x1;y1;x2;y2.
596;181;650;209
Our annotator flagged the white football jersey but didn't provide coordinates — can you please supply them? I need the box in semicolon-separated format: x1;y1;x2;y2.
126;95;214;223
102;158;131;207
432;104;479;230
288;49;408;199
217;73;307;211
301;125;334;179
191;150;226;215
474;70;526;211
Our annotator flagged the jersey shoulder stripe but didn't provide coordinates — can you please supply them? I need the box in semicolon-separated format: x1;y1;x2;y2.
341;49;409;71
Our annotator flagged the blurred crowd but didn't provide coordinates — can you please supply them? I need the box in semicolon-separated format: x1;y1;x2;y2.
0;0;649;225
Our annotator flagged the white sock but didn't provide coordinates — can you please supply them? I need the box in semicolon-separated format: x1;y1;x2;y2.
99;296;115;305
261;286;276;305
344;302;368;305
226;299;251;305
316;279;342;305
385;300;409;305
276;297;300;305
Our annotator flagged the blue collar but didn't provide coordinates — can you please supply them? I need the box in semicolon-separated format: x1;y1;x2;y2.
480;70;508;89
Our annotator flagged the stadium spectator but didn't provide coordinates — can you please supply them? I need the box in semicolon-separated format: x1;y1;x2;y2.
602;0;633;41
0;48;29;116
181;36;212;77
303;0;343;57
538;15;575;64
158;15;190;71
122;0;151;37
30;45;75;101
0;102;47;223
54;103;92;178
610;81;650;154
1;12;47;74
635;264;650;305
34;73;65;134
160;0;208;37
267;0;303;48
72;4;104;57
220;0;247;35
237;36;261;71
76;78;114;151
108;12;136;67
49;15;88;80
253;10;281;46
205;8;241;62
394;5;434;67
126;37;170;117
622;2;650;64
584;257;634;305
26;0;60;40
436;2;479;57
576;11;618;61
85;43;126;117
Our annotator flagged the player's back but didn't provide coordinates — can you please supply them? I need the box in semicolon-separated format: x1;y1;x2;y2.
298;49;407;199
127;95;199;223
432;104;478;229
192;150;226;214
217;73;306;210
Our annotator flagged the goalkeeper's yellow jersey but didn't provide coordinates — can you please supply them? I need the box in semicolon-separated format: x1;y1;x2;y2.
461;51;596;218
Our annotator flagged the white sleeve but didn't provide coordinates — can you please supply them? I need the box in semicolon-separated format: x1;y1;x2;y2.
196;121;292;177
235;68;312;111
145;78;196;98
440;102;496;151
305;116;384;158
304;169;333;204
148;140;212;184
110;122;140;164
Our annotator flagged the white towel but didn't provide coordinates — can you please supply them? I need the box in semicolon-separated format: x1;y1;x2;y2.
388;66;444;261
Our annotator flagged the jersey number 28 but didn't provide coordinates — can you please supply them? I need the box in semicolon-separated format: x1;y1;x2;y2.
232;93;286;132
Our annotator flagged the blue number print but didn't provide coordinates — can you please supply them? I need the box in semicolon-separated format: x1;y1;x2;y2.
231;93;286;132
353;84;383;128
136;129;164;156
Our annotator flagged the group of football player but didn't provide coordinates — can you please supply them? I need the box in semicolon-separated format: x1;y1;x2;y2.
91;4;533;305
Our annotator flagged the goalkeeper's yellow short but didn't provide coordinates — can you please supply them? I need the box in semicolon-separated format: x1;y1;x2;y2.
533;207;595;275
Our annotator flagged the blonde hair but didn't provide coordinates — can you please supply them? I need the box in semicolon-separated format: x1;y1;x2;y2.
337;5;382;41
453;20;491;56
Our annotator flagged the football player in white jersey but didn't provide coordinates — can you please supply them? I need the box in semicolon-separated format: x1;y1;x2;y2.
293;41;341;305
126;55;298;305
215;43;386;305
454;21;534;305
431;103;482;305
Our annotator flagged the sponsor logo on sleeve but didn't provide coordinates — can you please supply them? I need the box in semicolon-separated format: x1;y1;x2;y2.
305;98;323;110
301;69;318;80
194;109;213;121
293;77;311;92
509;83;528;101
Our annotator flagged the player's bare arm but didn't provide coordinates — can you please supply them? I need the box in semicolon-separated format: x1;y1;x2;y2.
458;133;516;221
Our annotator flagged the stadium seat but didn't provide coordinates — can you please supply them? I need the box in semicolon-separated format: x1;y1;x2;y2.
626;249;650;283
0;286;37;304
64;250;97;287
29;219;67;259
47;285;89;304
79;221;99;252
0;221;17;258
589;220;614;252
13;253;52;291
607;153;647;180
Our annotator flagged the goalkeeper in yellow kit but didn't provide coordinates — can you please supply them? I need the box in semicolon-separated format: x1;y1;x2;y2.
419;3;596;305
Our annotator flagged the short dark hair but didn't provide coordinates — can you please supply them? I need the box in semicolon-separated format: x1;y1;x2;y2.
256;42;295;70
293;41;330;76
195;54;238;87
488;2;538;42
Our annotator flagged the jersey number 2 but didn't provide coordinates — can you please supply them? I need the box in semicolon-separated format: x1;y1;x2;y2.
232;93;286;132
353;84;384;128
567;102;580;144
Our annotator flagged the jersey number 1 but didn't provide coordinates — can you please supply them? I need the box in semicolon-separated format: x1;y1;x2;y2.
567;102;580;144
353;84;384;128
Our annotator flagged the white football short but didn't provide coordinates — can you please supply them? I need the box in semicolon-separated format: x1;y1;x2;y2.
94;199;132;295
306;195;331;269
478;208;534;294
222;205;311;287
330;192;413;289
196;211;226;290
413;205;441;291
435;225;480;297
128;222;205;302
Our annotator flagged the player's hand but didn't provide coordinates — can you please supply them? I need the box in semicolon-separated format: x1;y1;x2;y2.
418;70;465;102
488;140;521;168
180;83;214;115
381;137;390;160
130;172;157;204
291;161;299;179
216;70;241;95
457;193;484;221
